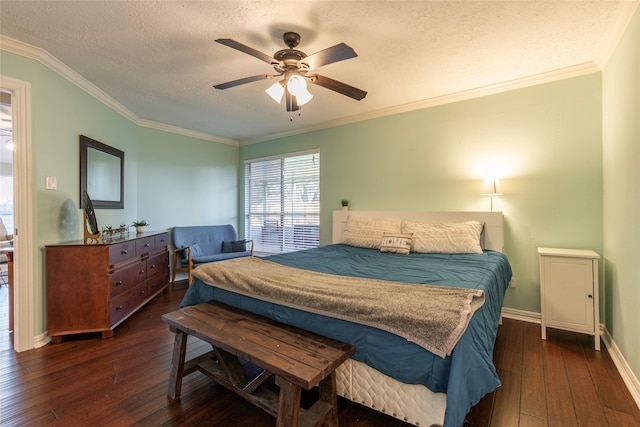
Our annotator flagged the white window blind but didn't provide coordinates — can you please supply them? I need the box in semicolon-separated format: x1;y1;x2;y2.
245;151;320;254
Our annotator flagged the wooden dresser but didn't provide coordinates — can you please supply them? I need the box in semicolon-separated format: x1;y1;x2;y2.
46;231;170;342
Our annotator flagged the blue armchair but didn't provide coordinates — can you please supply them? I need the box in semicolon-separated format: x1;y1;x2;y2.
171;224;253;285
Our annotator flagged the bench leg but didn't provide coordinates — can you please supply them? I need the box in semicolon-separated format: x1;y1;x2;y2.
318;372;339;427
275;377;302;427
167;329;188;399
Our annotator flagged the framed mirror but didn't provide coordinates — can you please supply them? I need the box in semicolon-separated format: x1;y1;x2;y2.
80;135;124;209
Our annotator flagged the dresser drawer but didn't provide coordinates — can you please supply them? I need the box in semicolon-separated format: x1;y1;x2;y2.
148;270;169;295
110;283;148;326
136;236;156;254
147;251;169;278
109;241;137;265
109;258;147;297
155;232;169;248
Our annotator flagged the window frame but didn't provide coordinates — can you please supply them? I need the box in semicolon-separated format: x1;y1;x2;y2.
244;149;320;255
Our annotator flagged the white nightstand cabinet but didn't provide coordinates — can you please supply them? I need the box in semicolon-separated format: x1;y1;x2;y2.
538;247;601;351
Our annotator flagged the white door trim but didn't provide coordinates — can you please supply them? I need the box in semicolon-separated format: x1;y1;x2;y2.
0;75;34;352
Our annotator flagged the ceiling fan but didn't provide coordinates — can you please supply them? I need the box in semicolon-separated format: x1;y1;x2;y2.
213;32;367;112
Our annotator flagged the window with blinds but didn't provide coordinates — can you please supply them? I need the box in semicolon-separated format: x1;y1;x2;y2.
244;150;320;254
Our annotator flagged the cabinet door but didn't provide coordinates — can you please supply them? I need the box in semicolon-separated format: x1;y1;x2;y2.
542;256;594;334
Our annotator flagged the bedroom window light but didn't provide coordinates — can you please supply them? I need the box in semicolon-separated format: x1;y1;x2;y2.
244;150;320;255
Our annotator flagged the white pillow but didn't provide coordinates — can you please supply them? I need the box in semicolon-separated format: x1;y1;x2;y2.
401;220;484;254
343;215;402;249
380;232;413;255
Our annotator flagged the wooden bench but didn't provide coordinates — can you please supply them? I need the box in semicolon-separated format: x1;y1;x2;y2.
162;301;355;427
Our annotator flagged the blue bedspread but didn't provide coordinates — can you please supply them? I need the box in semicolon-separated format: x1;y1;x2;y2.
180;244;512;427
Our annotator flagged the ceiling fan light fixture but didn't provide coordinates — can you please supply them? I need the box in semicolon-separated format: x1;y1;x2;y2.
295;88;313;106
287;75;307;96
265;81;285;103
214;32;366;119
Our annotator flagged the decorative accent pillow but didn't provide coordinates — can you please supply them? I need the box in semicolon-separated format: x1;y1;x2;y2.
401;220;484;254
189;243;202;258
222;240;248;253
342;215;402;249
380;232;413;255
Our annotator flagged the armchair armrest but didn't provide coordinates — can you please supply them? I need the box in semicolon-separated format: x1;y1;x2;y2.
174;245;191;259
247;240;254;256
171;246;193;285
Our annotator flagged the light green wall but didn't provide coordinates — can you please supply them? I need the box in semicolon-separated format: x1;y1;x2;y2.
241;73;604;316
0;50;239;336
602;7;640;386
136;127;239;230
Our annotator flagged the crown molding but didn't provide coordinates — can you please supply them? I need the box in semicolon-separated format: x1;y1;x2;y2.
137;119;238;146
242;61;601;145
0;35;138;123
595;1;639;68
0;35;238;145
1;34;601;148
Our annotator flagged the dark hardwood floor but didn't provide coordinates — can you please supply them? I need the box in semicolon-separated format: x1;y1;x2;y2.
0;282;638;426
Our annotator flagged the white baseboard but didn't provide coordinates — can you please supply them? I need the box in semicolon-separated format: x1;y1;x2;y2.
502;307;541;323
501;308;640;411
601;327;640;410
34;331;51;348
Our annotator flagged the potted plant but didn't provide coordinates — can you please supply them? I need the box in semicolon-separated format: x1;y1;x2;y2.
341;199;350;211
132;220;149;233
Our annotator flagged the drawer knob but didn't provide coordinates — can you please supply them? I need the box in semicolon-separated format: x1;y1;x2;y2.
121;250;128;255
139;270;145;275
588;294;593;298
116;280;123;286
144;244;150;248
116;305;123;311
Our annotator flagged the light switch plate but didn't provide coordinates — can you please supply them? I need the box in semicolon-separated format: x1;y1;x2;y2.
46;176;57;190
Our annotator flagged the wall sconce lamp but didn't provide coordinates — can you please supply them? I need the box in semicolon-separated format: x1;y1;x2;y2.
481;177;502;212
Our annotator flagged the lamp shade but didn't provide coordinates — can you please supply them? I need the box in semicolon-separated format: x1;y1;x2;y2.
265;81;285;103
287;75;307;96
294;88;313;106
480;177;502;195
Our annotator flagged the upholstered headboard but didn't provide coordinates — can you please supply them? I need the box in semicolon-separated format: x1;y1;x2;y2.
332;210;504;252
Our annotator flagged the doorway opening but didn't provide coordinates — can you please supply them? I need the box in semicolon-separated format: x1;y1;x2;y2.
0;91;14;349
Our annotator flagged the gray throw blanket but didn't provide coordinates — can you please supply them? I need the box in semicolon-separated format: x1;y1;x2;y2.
193;257;485;358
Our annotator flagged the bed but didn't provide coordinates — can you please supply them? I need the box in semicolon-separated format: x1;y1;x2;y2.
180;211;512;427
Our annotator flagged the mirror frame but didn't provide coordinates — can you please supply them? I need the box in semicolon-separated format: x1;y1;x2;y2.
80;135;124;209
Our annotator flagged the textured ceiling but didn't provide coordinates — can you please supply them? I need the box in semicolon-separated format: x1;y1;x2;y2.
0;1;637;145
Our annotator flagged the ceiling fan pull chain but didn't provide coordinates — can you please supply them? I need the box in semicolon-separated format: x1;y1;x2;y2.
289;93;294;121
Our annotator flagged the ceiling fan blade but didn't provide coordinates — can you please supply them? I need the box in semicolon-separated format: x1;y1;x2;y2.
285;87;300;112
308;74;367;101
213;74;276;90
215;39;277;65
303;43;357;70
